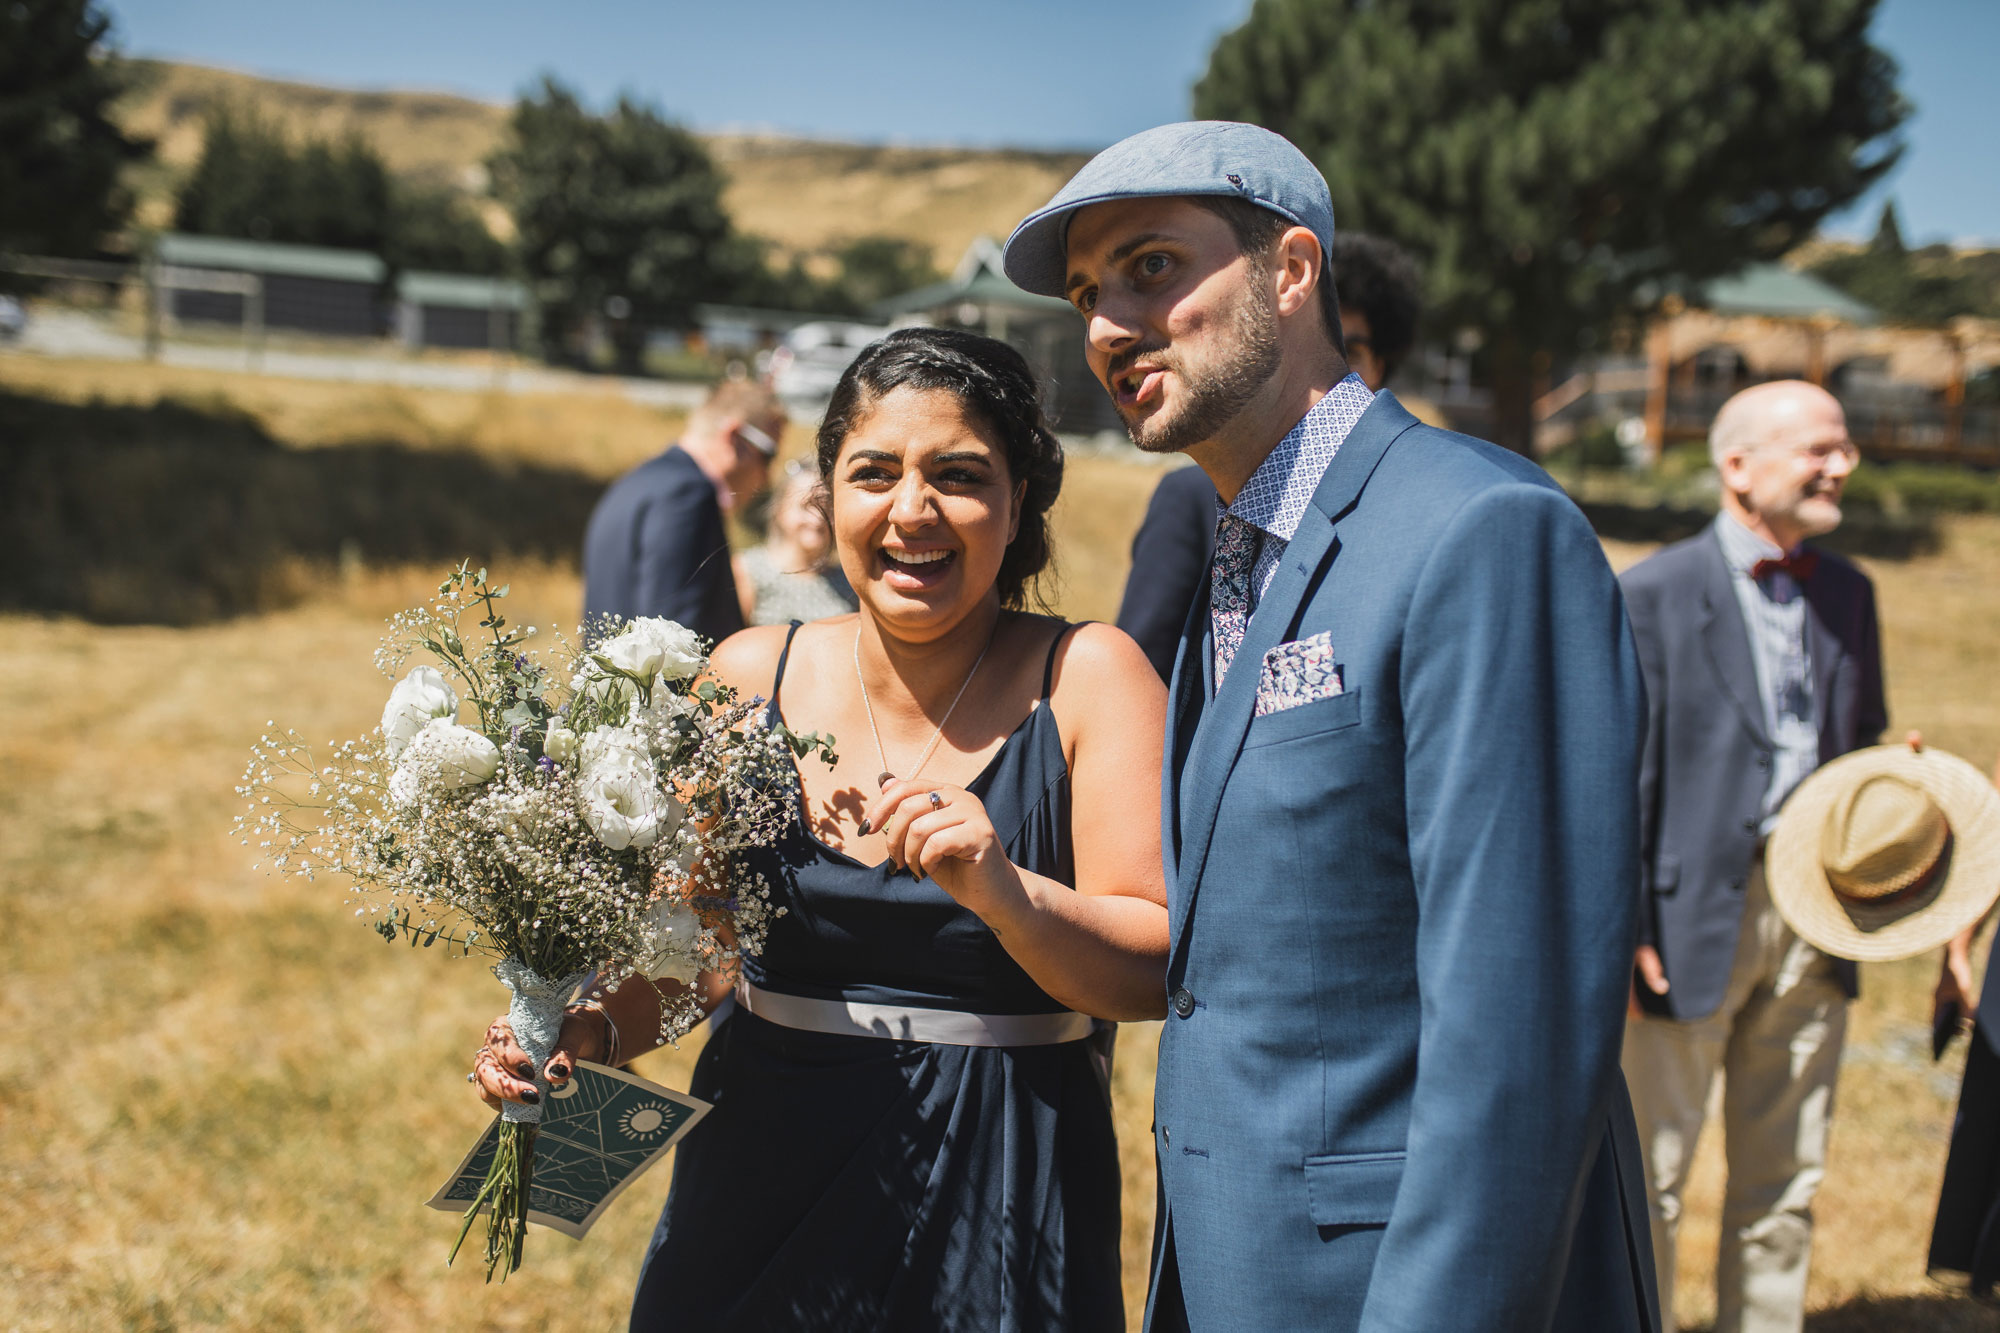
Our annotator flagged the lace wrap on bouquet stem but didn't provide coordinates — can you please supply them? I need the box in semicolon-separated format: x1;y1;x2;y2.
496;961;590;1124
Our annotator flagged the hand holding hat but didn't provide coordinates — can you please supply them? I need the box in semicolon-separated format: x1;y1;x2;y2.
1766;737;2000;962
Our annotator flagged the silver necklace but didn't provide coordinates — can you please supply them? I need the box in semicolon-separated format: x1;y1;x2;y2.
853;621;993;787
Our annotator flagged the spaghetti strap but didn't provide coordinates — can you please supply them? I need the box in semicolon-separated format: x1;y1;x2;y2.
772;620;804;703
1040;620;1090;699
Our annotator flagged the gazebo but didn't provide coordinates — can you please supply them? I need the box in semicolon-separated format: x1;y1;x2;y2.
874;239;1119;435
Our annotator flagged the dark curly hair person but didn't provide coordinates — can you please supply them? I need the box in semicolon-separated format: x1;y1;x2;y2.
472;323;1171;1329
816;325;1066;610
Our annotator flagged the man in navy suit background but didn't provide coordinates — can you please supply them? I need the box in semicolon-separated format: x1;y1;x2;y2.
1619;380;1884;1333
1115;233;1423;681
581;379;783;643
1007;122;1657;1331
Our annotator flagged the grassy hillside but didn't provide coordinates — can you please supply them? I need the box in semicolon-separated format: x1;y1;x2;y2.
113;59;1090;268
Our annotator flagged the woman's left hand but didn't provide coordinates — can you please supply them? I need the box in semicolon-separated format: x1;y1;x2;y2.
863;777;1022;914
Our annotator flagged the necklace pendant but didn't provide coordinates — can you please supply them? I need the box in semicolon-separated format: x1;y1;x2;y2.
877;771;896;789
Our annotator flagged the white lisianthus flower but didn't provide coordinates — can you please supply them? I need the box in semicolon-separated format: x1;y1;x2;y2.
579;724;653;772
389;717;501;807
605;617;706;683
379;666;459;759
601;628;665;679
543;720;578;765
578;759;682;851
633;618;707;681
634;898;703;983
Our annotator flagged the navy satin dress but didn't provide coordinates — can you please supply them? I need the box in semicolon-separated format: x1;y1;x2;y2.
629;623;1124;1332
1931;938;2000;1294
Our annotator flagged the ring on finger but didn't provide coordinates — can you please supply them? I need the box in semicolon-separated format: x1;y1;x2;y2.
928;791;944;810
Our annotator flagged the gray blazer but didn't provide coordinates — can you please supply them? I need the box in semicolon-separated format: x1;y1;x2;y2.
1620;524;1887;1022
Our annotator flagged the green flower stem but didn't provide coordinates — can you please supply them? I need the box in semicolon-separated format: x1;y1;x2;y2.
449;1120;537;1281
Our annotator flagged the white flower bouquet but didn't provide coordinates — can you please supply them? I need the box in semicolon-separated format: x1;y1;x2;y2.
237;564;829;1278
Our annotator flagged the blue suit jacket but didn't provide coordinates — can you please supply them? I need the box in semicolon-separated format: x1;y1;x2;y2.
1150;394;1660;1332
581;444;745;646
1620;526;1884;1021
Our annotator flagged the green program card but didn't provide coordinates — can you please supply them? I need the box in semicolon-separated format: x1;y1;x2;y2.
427;1061;710;1240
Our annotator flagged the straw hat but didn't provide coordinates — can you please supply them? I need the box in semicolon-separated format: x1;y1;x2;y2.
1767;744;2000;962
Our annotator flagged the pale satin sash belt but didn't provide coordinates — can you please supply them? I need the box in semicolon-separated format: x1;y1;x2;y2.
735;981;1094;1047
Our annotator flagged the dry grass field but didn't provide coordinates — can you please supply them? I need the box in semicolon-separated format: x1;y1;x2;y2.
3;353;1998;1331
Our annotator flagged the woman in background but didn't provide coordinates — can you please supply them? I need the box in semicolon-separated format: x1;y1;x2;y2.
1931;752;2000;1298
734;458;857;626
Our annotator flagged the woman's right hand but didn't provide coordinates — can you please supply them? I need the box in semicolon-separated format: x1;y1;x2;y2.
470;1011;607;1110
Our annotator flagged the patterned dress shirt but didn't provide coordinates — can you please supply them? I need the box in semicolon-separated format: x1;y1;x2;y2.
1218;373;1379;609
1714;511;1820;833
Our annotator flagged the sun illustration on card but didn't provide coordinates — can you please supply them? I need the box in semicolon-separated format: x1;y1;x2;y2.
621;1105;669;1138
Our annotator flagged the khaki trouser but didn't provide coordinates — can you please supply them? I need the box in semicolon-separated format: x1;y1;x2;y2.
1621;864;1848;1333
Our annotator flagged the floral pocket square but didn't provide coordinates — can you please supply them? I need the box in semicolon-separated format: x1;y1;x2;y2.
1255;631;1343;717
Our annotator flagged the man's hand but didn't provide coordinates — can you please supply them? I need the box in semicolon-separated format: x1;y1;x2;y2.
1936;927;1980;1035
1628;945;1669;1018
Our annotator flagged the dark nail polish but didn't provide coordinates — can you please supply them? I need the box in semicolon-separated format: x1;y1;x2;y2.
517;1062;535;1079
857;820;871;836
519;1087;540;1105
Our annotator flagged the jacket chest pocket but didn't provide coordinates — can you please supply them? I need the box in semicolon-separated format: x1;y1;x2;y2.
1244;688;1363;749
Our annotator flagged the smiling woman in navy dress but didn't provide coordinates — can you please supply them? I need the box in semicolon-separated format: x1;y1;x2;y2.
474;326;1170;1331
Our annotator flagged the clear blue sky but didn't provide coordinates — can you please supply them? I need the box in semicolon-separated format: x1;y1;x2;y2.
109;0;1997;245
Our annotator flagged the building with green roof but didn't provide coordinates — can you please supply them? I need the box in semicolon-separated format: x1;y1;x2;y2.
875;239;1119;434
156;233;387;338
394;271;530;351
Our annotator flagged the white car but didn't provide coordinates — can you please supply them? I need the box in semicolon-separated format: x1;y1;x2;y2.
767;321;890;409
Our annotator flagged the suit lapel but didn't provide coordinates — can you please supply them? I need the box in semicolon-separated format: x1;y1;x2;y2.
1696;528;1771;748
1168;393;1416;953
1163;568;1212;872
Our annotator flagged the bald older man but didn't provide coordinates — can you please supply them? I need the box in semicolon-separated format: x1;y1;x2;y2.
1619;381;1886;1333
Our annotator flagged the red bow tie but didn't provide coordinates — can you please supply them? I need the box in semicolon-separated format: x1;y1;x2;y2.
1751;551;1819;583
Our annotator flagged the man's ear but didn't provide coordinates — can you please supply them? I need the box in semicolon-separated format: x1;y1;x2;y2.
1272;227;1322;320
1715;449;1750;496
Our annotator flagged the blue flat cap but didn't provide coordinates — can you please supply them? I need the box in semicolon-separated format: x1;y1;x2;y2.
1003;121;1334;299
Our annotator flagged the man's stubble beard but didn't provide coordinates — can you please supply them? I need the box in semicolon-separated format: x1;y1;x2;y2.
1117;276;1283;456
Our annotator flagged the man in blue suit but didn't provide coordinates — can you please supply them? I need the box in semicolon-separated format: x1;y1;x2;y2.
1005;122;1659;1330
581;379;783;644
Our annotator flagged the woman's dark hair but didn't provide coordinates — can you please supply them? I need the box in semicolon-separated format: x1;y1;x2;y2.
816;326;1063;610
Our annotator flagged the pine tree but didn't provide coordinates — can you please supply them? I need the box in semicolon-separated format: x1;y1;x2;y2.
1868;200;1905;257
1194;0;1908;452
0;0;150;271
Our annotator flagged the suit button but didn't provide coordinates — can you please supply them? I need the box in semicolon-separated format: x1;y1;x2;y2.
1171;987;1196;1019
1755;753;1772;770
1742;819;1759;833
1162;1125;1170;1145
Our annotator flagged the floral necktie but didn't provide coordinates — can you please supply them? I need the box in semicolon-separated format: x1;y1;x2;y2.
1210;513;1259;691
